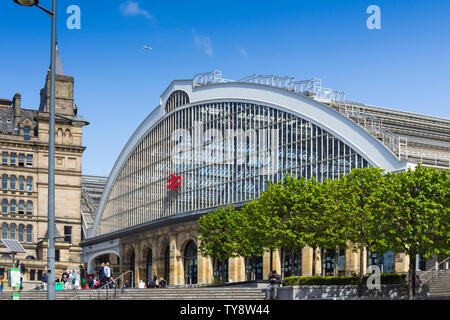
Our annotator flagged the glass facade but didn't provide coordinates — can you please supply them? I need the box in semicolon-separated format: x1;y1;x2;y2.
97;102;371;236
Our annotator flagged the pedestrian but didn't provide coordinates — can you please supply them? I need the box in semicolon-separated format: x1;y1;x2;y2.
16;260;26;290
41;270;48;291
68;269;75;290
123;280;129;289
87;275;94;290
159;277;166;288
265;270;282;300
415;275;422;294
98;262;105;286
62;274;69;290
138;280;146;288
103;262;112;287
0;275;5;293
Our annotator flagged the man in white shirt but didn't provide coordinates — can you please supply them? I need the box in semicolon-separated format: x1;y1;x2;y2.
103;262;112;287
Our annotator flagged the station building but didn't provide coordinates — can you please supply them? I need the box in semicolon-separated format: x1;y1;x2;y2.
82;71;450;286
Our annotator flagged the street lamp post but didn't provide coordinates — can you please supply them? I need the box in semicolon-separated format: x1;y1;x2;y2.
13;0;57;300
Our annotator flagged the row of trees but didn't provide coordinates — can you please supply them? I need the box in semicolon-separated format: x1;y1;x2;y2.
198;165;450;299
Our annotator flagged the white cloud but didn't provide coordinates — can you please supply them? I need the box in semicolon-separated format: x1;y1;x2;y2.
238;48;247;57
120;1;152;19
193;34;213;56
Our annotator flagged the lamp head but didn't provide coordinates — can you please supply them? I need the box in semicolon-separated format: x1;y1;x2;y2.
13;0;38;6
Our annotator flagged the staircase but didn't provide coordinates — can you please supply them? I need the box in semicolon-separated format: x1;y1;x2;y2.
0;287;266;300
418;269;450;297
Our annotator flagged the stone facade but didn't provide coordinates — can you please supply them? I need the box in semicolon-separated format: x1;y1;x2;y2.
107;219;410;287
0;56;87;283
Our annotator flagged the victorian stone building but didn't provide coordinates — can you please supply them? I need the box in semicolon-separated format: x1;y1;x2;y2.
0;51;87;284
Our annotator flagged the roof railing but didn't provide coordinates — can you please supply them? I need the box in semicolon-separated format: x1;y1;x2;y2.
192;71;415;161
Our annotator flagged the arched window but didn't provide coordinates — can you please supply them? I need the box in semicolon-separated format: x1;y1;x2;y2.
1;223;7;239
10;200;16;214
245;256;263;281
25;255;36;260
1;199;7;214
18;176;24;191
129;252;135;287
281;248;302;277
18;224;25;242
146;249;153;282
10;175;16;190
18;200;25;214
10;223;16;240
26;201;33;215
26;225;32;243
184;241;198;285
1;175;7;190
213;258;229;283
26;177;33;192
164;245;170;285
165;90;190;113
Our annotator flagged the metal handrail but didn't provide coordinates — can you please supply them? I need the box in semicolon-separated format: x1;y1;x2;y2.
91;270;134;300
419;257;450;283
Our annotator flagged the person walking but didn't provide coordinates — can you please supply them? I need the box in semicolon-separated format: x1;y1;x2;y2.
41;270;48;291
98;263;105;287
103;262;112;288
0;275;5;293
16;260;26;291
265;270;282;300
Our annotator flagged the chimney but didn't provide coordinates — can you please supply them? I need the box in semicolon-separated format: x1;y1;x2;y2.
13;93;21;127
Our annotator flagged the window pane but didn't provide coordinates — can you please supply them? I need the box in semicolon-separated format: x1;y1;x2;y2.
2;153;7;165
18;225;24;242
1;199;7;214
26;225;32;243
24;127;30;141
26;177;32;191
26;155;33;167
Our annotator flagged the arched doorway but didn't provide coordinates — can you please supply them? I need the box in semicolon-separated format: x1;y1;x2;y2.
213;258;228;283
164;245;170;285
129;252;135;287
184;241;198;285
245;256;263;281
281;248;302;277
146;249;153;282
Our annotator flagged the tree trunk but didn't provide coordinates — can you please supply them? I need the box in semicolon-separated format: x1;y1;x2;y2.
221;260;226;284
408;250;416;300
358;243;364;297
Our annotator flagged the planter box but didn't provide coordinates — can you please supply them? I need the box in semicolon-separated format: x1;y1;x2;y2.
277;284;420;300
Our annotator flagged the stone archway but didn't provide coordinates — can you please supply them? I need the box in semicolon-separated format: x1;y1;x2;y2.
183;240;198;285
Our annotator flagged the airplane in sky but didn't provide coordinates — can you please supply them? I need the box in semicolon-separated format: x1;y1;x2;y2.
143;45;152;50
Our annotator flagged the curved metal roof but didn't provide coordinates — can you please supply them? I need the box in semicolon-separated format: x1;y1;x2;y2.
88;79;407;238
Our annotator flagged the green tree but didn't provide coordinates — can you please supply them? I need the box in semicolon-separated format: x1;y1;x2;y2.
341;167;385;295
198;206;240;283
372;165;450;299
319;178;351;276
291;177;330;276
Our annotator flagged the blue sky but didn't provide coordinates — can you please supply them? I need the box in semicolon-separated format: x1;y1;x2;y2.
1;0;449;176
